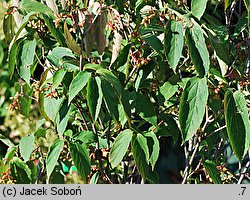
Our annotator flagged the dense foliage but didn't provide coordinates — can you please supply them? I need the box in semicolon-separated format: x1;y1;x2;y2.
0;0;250;184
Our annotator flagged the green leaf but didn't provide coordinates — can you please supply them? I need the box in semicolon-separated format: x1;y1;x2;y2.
64;22;81;56
224;91;250;161
68;71;91;103
145;132;160;170
158;82;179;105
46;139;64;179
96;68;122;95
87;76;103;121
47;47;75;67
136;93;157;127
101;78;119;121
109;129;133;168
141;34;163;54
53;69;66;89
4;146;17;165
132;134;150;180
9;39;22;79
191;0;208;20
44;98;63;121
156;114;179;144
186;22;210;77
19;134;35;162
90;171;100;184
20;0;52;13
56;100;71;136
10;157;32;183
203;160;222;184
42;14;67;47
164;20;184;72
179;77;208;142
3;9;15;44
15;83;33;117
69;141;91;183
14;12;37;42
20;38;37;84
74;131;97;144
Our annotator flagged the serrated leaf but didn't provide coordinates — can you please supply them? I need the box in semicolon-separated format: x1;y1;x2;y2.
224;91;250;161
69;141;91;183
109;129;133;168
46;139;64;179
19;134;35;162
186;22;210;77
203;160;222;184
10;157;32;183
179;77;208;142
145;132;160;170
164;20;184;72
136;93;157;127
64;22;81;56
68;71;91;103
87;76;103;121
191;0;208;20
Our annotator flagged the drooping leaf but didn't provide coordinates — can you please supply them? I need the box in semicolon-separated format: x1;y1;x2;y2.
3;9;15;44
19;134;35;162
132;134;150;180
20;38;37;84
145;132;160;170
87;75;103;121
101;78;119;121
136;93;157;127
97;68;122;95
109;129;133;168
164;20;184;72
203;160;222;184
53;69;67;88
90;171;100;184
69;141;91;183
10;157;32;183
224;91;250;161
186;22;210;77
56;100;71;136
4;146;17;164
191;0;209;20
46;139;64;179
42;14;67;47
64;22;81;56
9;38;22;79
68;71;91;103
179;77;208;142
